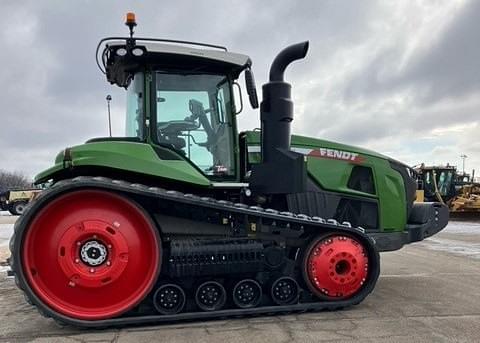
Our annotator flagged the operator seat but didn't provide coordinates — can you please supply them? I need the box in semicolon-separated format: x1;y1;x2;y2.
158;134;186;153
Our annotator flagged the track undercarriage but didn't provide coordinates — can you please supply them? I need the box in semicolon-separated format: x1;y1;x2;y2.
9;176;380;327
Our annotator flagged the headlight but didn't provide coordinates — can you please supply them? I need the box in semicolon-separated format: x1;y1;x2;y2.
116;48;128;56
132;48;144;56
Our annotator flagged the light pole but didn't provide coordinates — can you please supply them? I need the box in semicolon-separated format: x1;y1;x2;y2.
460;154;467;174
106;95;112;137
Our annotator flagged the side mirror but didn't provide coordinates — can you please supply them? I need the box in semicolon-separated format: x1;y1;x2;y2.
245;68;259;109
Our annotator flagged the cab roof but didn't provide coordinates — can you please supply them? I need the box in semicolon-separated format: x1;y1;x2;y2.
102;38;252;87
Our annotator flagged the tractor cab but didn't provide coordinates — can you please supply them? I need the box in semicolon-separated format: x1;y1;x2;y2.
415;165;457;202
98;16;258;180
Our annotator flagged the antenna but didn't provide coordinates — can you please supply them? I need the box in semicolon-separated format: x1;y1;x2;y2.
460;154;467;174
106;95;112;137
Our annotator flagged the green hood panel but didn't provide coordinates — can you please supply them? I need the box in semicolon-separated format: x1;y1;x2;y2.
244;131;407;232
244;131;390;160
35;141;210;186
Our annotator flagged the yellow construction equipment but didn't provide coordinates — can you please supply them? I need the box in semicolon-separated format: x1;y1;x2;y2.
414;164;480;216
450;184;480;213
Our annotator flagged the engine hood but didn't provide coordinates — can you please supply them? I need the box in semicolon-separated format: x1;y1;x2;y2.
244;131;392;162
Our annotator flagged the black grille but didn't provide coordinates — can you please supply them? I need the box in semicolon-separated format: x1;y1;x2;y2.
167;239;265;277
287;190;379;231
348;166;375;194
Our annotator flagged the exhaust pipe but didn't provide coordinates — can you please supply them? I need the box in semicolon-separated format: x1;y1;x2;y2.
269;41;309;82
261;41;309;164
251;41;309;195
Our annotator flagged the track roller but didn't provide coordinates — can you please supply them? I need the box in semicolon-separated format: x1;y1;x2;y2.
153;284;186;315
270;276;299;305
195;281;226;311
232;279;262;309
303;234;369;300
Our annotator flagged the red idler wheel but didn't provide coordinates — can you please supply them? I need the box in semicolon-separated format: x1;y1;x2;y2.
303;234;368;300
22;189;161;320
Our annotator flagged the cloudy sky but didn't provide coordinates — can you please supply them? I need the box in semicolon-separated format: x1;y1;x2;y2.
0;0;478;179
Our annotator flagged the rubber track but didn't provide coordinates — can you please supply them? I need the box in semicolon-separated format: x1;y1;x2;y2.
9;176;381;328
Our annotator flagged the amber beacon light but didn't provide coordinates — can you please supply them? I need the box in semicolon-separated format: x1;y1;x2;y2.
125;12;137;38
125;12;137;26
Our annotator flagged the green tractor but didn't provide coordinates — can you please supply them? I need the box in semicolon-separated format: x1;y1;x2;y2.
10;14;448;327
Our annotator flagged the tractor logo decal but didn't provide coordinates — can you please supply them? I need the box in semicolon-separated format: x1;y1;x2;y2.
248;146;365;163
297;148;365;163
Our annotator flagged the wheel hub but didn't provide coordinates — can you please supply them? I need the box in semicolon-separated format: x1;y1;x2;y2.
80;240;108;266
158;288;180;309
15;203;26;214
273;281;292;301
304;235;369;299
237;284;254;302
57;220;130;289
199;285;219;306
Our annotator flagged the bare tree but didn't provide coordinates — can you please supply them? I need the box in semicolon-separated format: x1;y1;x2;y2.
0;170;32;191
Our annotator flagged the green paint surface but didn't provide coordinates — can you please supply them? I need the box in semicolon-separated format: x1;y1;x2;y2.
35;141;210;186
245;131;407;232
36;131;408;232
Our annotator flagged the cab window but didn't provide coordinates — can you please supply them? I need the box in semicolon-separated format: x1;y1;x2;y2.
155;72;235;177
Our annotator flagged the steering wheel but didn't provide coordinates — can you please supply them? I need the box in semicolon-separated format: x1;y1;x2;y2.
157;120;199;134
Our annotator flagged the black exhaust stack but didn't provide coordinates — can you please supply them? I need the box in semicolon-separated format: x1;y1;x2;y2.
250;42;309;195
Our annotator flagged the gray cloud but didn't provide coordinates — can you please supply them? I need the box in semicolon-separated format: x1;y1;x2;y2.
0;0;478;178
344;0;480;104
398;0;480;104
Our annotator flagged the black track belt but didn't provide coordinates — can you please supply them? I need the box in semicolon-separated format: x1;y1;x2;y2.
9;176;380;328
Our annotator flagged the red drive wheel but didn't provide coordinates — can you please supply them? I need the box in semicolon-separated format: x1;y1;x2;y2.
303;234;368;300
21;189;161;320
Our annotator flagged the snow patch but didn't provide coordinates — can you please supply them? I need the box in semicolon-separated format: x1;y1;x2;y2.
443;220;480;234
0;224;14;248
419;237;480;260
418;220;480;259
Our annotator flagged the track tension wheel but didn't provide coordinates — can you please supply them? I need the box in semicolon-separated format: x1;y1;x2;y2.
303;234;369;300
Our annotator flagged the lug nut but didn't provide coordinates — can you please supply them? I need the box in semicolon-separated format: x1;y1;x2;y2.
75;258;80;264
90;268;95;273
106;261;111;266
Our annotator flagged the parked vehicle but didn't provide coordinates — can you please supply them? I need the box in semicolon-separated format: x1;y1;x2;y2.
0;189;41;215
9;13;448;327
